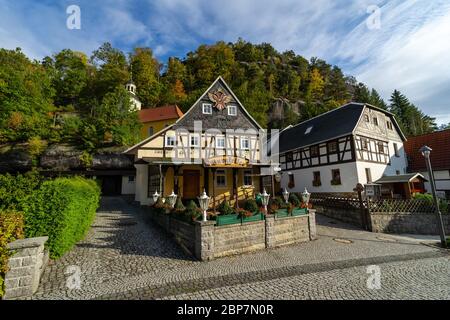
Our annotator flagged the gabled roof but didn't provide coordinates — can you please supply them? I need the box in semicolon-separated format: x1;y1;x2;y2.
404;129;450;171
279;103;365;153
138;105;183;123
375;173;427;184
124;76;261;154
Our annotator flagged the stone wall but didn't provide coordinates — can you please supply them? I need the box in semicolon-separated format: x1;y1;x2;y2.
3;237;49;300
150;209;317;261
213;221;266;258
370;213;450;235
314;205;362;227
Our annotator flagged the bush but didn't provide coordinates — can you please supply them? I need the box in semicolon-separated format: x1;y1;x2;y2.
243;199;258;213
183;200;201;222
289;193;301;207
0;210;24;298
217;200;235;215
0;170;43;211
173;197;185;213
22;177;100;259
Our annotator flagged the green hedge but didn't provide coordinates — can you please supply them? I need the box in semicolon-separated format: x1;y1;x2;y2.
23;177;100;259
0;210;24;298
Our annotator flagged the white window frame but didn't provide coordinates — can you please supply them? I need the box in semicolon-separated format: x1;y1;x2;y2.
240;137;250;150
202;103;212;114
243;170;253;187
227;105;237;116
190;134;199;147
165;136;176;147
215;169;227;187
216;136;225;149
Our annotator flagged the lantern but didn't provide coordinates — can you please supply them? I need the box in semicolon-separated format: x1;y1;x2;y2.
282;188;289;204
301;187;311;206
198;189;210;222
152;190;160;204
259;189;270;213
167;190;177;208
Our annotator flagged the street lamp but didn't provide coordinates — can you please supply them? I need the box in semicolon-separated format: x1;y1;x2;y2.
282;188;290;204
301;187;311;206
259;189;270;213
166;190;177;208
420;145;447;247
198;189;211;222
152;190;160;204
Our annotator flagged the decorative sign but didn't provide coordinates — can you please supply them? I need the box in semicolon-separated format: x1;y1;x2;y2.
204;155;248;168
208;89;232;111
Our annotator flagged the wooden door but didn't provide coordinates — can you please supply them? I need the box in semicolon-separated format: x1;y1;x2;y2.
183;170;200;200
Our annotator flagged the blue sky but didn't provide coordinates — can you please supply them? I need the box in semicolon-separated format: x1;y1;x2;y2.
1;0;449;125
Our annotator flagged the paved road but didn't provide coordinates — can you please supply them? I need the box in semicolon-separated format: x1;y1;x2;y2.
33;197;450;300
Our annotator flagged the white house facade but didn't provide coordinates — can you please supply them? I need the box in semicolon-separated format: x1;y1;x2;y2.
277;103;410;196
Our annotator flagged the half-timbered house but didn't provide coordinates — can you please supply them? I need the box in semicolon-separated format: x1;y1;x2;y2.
124;76;271;207
277;103;412;197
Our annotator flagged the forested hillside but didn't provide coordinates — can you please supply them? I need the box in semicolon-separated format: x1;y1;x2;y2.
0;39;441;155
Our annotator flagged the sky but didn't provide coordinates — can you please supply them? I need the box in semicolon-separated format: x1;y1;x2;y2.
1;0;449;125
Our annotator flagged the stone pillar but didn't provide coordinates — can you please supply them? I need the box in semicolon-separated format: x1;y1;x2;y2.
265;214;276;248
194;220;215;261
3;236;48;300
135;163;149;205
308;209;317;240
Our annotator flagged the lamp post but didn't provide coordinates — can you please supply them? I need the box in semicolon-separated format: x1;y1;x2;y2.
282;188;289;204
301;187;311;206
198;189;210;222
420;145;447;247
259;189;270;214
166;190;177;208
152;190;160;204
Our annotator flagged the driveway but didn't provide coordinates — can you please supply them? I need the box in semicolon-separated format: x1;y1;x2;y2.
33;197;450;300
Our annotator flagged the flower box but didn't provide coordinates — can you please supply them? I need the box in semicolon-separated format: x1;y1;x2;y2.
242;212;264;223
292;208;308;216
216;214;240;226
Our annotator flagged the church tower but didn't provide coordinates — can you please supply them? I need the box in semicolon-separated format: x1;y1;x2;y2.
126;78;142;111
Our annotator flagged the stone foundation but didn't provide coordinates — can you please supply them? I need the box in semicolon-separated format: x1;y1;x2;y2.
3;236;49;300
370;213;450;235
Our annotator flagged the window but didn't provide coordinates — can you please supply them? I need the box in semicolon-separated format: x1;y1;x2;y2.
227;105;237;116
202;103;212;114
216;169;227;187
365;168;372;183
241;137;250;150
166;136;176;147
393;143;399;157
243;170;253;187
364;114;370;122
396;170;400;175
373;117;378;126
310;145;319;157
361;139;369;150
378;142;385;154
328;141;338;153
288;173;295;188
128;176;135;183
305;126;313;134
190;135;199;147
313;171;321;187
148;126;154;137
216;136;225;148
331;169;341;185
285;152;293;162
387;121;393;130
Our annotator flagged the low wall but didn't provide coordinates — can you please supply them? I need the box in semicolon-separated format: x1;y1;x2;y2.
3;236;49;300
314;205;363;227
150;209;317;261
370;213;450;235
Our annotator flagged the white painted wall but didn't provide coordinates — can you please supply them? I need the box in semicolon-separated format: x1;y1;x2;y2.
280;162;359;193
421;170;450;193
135;164;151;205
121;175;136;195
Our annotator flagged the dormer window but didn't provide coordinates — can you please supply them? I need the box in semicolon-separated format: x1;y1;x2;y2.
373;117;378;126
227;105;237;116
202;103;212;114
364;114;370;122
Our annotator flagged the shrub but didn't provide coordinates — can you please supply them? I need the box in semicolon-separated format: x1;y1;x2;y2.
0;210;24;298
173;197;185;213
0;170;43;211
236;208;253;218
217;200;235;215
184;200;201;222
289;193;301;207
22;177;100;259
243;199;258;213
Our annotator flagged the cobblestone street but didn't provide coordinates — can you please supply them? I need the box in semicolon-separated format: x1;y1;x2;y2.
33;197;450;300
